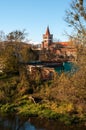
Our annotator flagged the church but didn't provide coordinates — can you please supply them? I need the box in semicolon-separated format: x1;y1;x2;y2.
41;26;69;50
33;26;76;60
40;26;77;59
41;26;53;49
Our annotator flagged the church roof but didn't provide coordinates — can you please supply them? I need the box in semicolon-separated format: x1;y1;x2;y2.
45;26;50;36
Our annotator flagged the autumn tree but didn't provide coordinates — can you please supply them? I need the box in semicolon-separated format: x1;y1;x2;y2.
20;47;39;63
2;46;19;74
64;0;86;114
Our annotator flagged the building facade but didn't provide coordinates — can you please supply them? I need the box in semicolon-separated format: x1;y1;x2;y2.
41;26;53;49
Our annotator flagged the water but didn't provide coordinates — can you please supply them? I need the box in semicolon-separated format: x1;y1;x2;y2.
0;117;86;130
55;62;77;74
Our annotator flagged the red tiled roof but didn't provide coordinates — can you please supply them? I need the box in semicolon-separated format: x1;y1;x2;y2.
60;42;69;46
52;41;69;46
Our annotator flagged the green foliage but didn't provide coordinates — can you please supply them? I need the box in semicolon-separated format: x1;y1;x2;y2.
0;103;17;115
20;47;38;62
38;108;58;119
59;114;72;125
0;73;7;79
2;46;19;74
0;76;19;103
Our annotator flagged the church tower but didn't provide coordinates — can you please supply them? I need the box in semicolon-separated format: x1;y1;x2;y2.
42;26;53;49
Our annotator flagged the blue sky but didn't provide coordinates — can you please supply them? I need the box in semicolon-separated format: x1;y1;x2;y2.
0;0;71;43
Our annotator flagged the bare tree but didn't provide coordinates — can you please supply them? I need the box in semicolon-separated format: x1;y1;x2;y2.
0;31;6;42
6;29;27;42
65;0;86;44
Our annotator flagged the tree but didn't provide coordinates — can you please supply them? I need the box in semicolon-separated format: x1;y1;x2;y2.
2;46;19;74
65;0;86;44
0;78;18;103
20;47;38;63
65;0;86;69
6;29;27;42
0;31;6;42
64;0;86;114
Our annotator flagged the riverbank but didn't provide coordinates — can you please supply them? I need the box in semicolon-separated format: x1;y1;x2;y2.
0;95;86;126
0;61;86;126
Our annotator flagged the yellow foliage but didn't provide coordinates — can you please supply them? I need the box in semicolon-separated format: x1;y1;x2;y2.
77;105;83;114
56;103;74;114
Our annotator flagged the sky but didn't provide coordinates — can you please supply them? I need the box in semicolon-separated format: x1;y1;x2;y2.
0;0;71;43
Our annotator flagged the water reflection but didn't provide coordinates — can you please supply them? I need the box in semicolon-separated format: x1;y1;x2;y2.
0;116;86;130
30;117;86;130
0;116;35;130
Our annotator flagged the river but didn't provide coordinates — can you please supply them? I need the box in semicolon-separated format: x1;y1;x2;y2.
55;61;77;74
0;116;86;130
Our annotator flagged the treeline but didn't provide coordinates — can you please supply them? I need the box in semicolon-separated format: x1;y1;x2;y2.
0;42;39;74
0;35;86;124
0;29;27;42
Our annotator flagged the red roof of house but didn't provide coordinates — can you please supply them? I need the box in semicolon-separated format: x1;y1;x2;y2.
52;41;69;46
60;42;69;46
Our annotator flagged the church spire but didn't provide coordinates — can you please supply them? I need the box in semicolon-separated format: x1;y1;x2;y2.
42;26;53;49
45;26;50;36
